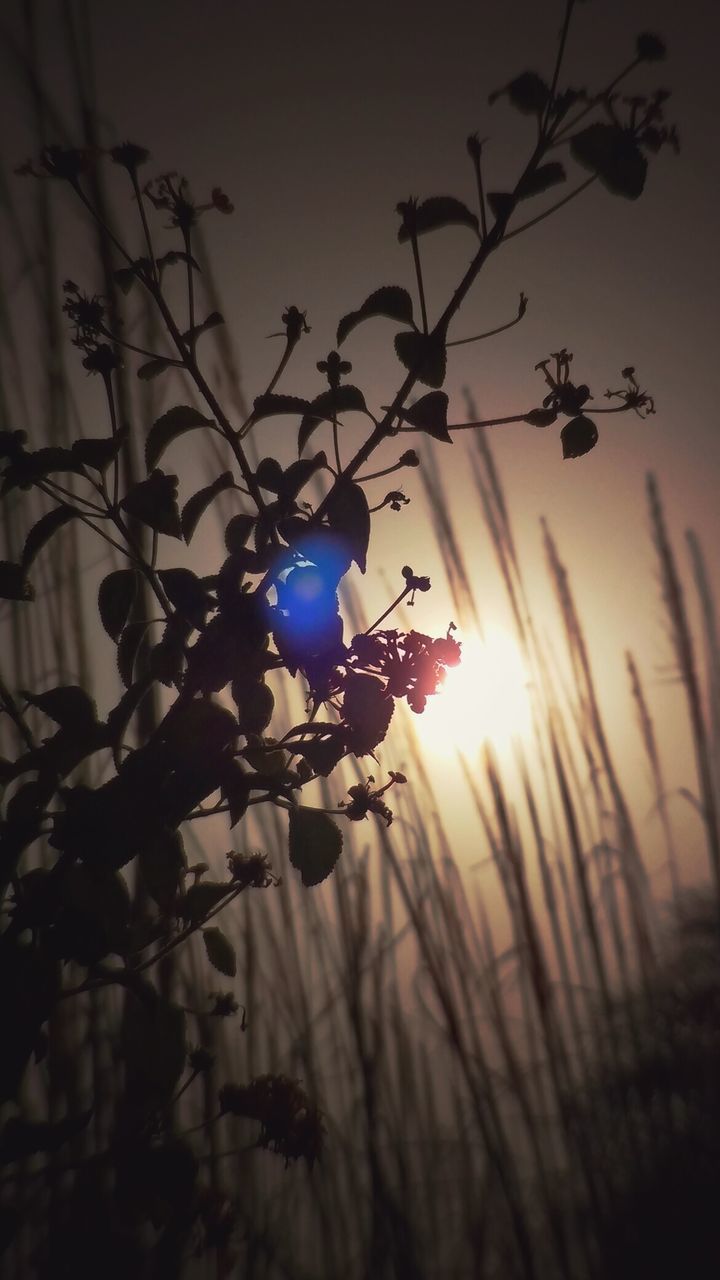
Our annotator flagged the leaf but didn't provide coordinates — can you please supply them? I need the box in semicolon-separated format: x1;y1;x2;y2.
278;454;327;501
255;456;284;493
489;71;550;115
517;162;566;200
182;311;224;345
298;386;368;455
161;698;239;771
182;881;231;924
117;620;150;688
561;414;599;459
120;470;182;538
0;562;33;601
218;759;251;828
394;330;447;389
487;192;515;221
21;685;97;733
98;569;138;641
203;926;236;977
71;430;127;472
139;827;186;912
337;285;415;347
157;568;211;629
156;248;200;278
251;393;312;424
21;507;76;572
137;356;176;380
398;196;479;242
326;479;371;573
524;407;558;428
288;806;343;887
145;404;214;471
398;391;452;442
224;513;256;554
342;672;394;753
182;470;235;542
570;123;647;199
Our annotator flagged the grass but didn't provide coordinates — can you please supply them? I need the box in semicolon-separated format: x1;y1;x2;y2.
2;16;720;1277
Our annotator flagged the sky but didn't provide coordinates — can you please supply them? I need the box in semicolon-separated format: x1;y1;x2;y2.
1;0;719;867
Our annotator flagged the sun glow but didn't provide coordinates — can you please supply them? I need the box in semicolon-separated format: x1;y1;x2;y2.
414;626;533;758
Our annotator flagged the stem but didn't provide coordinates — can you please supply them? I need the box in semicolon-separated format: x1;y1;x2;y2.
503;175;596;242
542;0;576;136
410;230;429;334
447;295;527;348
365;586;411;634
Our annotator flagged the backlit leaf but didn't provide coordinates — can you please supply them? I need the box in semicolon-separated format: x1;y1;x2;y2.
398;196;479;242
145;404;214;471
21;685;97;733
182;881;231;924
337;285;415;347
298;385;368;455
0;562;33;601
121;470;182;538
570;123;647;199
203;926;237;977
398;391;452;442
157;567;211;629
21;507;76;572
489;71;550;115
561;414;599;459
251;394;312;424
326;479;371;573
71;430;127;472
137;356;176;380
181;470;235;542
394;330;447;389
98;569;138;641
288;806;343;887
517;162;566;200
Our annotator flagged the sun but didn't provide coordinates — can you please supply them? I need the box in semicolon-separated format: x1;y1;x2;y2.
413;625;533;758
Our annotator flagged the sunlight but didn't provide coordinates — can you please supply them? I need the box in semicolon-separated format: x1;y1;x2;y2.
414;626;533;758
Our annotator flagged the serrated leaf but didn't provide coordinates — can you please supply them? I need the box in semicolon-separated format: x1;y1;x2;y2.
398;196;479;242
117;620;150;688
161;698;239;770
121;470;182;538
298;385;368;455
71;430;127;472
394;330;447;389
0;561;34;601
517;162;566;200
137;356;176;380
570;123;647;199
326;479;371;573
251;393;312;424
156;249;200;278
398;391;452;442
219;759;251;828
21;507;76;571
337;285;415;347
157;568;211;629
342;672;393;753
203;926;236;977
145;405;215;471
255;456;284;494
224;513;256;554
21;685;97;732
561;414;599;459
182;881;231;924
181;471;235;542
98;569;138;641
278;454;327;501
288;806;343;887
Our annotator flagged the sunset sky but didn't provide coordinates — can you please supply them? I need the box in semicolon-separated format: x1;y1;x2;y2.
1;0;719;852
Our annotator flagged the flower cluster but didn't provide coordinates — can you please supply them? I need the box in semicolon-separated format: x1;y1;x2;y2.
340;771;407;827
219;1074;324;1167
348;624;461;713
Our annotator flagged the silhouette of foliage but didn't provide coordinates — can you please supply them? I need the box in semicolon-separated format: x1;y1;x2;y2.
0;3;677;1273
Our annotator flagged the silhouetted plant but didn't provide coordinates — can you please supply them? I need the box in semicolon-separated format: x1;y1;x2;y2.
0;2;677;1273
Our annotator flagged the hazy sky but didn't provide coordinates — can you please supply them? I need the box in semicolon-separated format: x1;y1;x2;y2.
2;0;719;849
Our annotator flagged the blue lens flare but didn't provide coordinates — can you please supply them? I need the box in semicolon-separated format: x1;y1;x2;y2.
265;531;349;656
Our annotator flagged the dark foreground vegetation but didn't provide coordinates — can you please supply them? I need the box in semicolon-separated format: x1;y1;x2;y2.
4;2;717;1276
